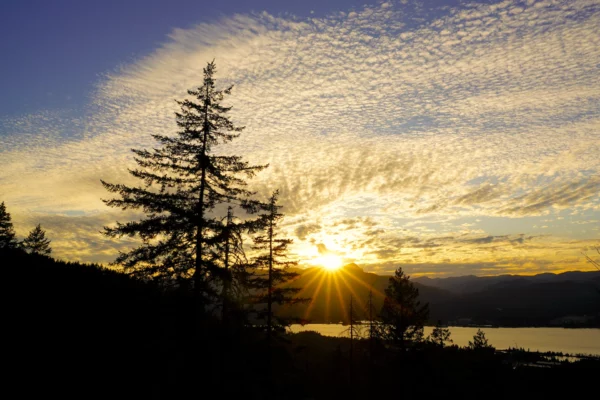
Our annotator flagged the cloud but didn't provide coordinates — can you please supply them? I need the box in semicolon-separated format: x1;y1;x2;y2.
460;234;535;245
316;243;328;255
499;175;600;216
295;223;321;240
1;0;598;274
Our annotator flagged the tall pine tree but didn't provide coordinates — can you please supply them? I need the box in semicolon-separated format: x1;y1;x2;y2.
211;206;261;327
0;201;18;250
102;61;266;308
22;224;52;256
250;191;306;342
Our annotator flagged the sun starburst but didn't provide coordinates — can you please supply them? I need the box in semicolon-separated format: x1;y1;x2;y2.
314;254;343;271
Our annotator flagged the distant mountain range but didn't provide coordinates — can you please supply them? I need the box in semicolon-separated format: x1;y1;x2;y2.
276;264;600;327
413;271;600;294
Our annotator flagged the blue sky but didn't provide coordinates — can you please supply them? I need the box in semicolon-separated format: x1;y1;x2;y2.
1;0;374;116
1;0;598;276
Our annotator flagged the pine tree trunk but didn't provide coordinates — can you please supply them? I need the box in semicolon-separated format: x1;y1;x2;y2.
222;207;232;326
369;290;374;355
194;83;210;317
267;202;274;344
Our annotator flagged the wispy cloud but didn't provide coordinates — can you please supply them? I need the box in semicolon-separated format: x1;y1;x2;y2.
1;0;598;274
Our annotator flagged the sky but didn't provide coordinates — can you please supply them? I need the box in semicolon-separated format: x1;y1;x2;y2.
1;0;599;277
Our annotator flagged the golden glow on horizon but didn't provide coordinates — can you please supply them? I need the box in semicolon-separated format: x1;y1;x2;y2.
294;263;387;322
313;254;343;271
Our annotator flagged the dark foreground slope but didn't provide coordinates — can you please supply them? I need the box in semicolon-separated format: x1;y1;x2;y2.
287;331;600;399
3;249;598;399
3;248;165;397
3;249;317;398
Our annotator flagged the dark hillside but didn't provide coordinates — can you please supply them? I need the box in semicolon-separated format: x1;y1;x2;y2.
3;248;169;397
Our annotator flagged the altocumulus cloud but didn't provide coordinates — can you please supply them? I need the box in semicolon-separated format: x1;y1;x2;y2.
1;0;598;273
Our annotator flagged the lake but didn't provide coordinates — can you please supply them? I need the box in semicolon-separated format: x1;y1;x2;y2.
289;324;600;356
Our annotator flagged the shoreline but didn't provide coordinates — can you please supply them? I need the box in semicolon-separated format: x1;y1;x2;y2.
288;324;600;356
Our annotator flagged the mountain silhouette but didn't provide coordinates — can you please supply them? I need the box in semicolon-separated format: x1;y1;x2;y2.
277;263;453;323
413;271;600;294
277;264;600;326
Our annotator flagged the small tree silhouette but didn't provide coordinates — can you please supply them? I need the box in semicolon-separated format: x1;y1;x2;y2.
0;202;18;250
376;267;429;350
428;320;453;348
250;191;308;342
22;224;52;256
468;329;494;351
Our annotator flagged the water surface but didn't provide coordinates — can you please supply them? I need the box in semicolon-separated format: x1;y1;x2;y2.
289;324;600;356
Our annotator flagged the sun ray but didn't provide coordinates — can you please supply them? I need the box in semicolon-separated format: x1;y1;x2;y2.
303;269;327;320
335;271;367;312
295;267;324;298
267;266;322;316
324;273;332;322
338;267;387;299
331;273;347;320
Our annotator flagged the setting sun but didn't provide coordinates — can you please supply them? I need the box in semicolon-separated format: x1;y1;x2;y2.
314;255;343;271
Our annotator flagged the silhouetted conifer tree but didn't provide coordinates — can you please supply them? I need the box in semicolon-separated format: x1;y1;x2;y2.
212;206;261;327
0;201;18;250
21;224;52;256
368;290;375;354
468;329;494;351
376;267;429;350
218;207;236;324
428;320;452;348
347;294;361;381
101;61;266;310
250;191;306;342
